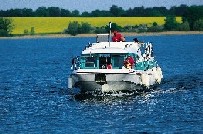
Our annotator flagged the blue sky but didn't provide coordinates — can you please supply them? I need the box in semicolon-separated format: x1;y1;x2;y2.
1;0;202;12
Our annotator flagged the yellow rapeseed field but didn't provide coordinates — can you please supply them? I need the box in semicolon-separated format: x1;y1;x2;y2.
11;17;182;34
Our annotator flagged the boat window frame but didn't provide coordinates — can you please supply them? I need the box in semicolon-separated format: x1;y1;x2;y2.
80;54;98;69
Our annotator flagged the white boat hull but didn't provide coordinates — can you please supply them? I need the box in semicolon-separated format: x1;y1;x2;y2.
70;67;163;93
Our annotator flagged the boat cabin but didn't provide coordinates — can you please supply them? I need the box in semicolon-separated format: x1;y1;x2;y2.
71;34;157;71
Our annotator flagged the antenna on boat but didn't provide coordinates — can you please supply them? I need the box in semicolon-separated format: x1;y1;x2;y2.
109;22;112;47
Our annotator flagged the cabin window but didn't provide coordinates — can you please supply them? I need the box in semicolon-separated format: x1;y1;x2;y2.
85;57;97;67
80;55;97;68
112;55;125;69
98;54;111;69
99;56;111;69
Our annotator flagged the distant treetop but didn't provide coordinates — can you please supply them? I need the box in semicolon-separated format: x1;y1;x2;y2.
0;5;202;17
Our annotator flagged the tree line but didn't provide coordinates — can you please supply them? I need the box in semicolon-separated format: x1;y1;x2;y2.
0;5;203;36
0;5;202;17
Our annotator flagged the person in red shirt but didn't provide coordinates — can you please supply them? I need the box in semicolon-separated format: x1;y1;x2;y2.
123;56;135;69
107;63;112;69
112;31;125;42
128;56;135;68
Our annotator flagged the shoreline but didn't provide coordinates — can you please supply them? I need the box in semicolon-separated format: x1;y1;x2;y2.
0;31;203;39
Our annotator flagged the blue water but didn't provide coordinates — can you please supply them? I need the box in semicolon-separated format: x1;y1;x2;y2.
0;35;203;133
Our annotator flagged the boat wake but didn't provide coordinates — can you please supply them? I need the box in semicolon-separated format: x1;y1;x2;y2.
72;87;155;103
70;72;203;103
160;72;203;91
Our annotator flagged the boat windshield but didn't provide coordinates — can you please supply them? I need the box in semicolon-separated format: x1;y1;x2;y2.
80;54;127;69
79;53;157;70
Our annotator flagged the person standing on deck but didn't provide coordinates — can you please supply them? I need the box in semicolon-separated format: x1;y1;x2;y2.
112;31;125;42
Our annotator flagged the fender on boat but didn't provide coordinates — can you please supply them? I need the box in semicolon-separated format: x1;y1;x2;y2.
156;67;163;84
141;73;150;87
68;76;73;89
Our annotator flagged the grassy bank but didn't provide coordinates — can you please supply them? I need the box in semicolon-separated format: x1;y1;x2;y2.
10;17;182;34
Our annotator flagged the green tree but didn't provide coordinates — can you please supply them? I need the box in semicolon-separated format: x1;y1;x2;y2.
79;22;92;34
94;26;107;34
65;21;80;36
91;10;101;17
61;9;71;17
182;6;203;30
148;22;164;32
177;21;190;31
35;7;48;17
47;7;61;17
164;16;178;31
110;5;125;17
106;22;122;32
193;19;203;31
8;9;23;17
30;27;35;35
131;7;145;17
137;24;148;33
0;17;14;37
24;29;29;35
172;4;188;16
71;10;80;17
22;8;34;17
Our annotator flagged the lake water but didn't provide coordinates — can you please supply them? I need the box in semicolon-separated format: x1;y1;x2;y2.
0;35;203;133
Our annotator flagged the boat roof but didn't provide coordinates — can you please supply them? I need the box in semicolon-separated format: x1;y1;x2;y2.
82;47;128;54
82;42;141;55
